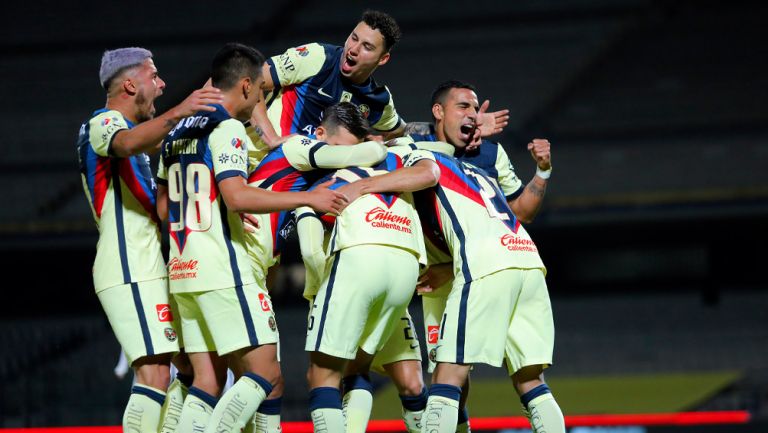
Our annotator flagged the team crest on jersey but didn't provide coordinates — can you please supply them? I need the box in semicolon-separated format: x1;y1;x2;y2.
340;91;353;102
231;138;244;149
295;46;309;56
358;104;370;119
429;348;437;363
164;327;178;342
268;316;277;332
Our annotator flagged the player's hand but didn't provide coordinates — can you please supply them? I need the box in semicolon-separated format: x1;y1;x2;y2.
241;213;260;233
416;264;453;294
172;87;224;118
527;138;551;171
273;134;299;147
308;179;349;215
334;178;365;204
476;99;509;138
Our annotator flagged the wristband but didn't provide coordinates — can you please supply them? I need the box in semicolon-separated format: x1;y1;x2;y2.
535;166;552;180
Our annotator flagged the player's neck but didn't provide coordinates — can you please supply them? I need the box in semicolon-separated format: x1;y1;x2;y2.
220;94;247;121
105;97;139;124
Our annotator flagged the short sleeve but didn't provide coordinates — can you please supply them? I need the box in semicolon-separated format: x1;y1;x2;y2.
267;43;327;89
209;119;250;183
88;110;130;157
402;149;437;167
494;144;524;199
371;88;401;132
156;154;168;186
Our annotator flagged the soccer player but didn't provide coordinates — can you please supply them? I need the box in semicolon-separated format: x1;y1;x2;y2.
349;148;565;433
77;47;223;432
296;143;442;433
397;80;554;432
251;10;405;147
155;42;348;433
242;102;387;432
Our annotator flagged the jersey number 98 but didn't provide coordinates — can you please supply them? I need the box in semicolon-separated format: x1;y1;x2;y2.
168;163;212;232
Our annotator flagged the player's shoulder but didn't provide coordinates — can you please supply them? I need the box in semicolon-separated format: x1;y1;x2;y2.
89;109;130;129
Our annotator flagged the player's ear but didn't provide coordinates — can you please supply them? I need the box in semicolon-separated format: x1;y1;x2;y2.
377;51;390;66
431;103;444;121
123;77;137;95
315;126;327;140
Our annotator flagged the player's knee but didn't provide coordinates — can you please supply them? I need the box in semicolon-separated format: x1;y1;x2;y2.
133;360;171;390
268;373;284;398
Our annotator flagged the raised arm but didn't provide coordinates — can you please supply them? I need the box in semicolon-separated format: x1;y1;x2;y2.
508;139;551;224
110;87;223;157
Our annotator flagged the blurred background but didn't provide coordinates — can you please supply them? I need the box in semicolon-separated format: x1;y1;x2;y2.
1;0;766;431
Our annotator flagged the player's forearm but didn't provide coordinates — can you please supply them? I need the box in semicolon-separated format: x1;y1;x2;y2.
250;98;280;149
314;141;387;168
357;164;439;195
111;110;182;157
510;176;547;224
227;187;312;214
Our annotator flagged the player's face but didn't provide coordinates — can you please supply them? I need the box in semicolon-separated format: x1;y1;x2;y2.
316;125;363;146
436;88;479;148
133;58;165;122
341;22;390;84
237;74;265;121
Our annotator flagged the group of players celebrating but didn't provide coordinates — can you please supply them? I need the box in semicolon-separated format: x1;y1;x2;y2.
77;9;564;433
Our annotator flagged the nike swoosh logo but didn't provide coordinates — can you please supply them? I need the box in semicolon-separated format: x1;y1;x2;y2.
410;343;419;349
318;87;333;98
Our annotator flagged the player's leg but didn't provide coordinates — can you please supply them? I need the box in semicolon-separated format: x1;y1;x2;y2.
307;352;348;433
98;279;180;433
368;310;425;433
505;269;564;433
382;360;427;433
421;362;471;433
202;283;281;433
160;291;192;433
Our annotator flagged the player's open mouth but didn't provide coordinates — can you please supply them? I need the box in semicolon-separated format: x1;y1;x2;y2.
342;55;357;73
460;123;475;139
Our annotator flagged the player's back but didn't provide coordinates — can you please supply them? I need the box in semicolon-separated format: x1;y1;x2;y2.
407;150;544;284
158;105;256;293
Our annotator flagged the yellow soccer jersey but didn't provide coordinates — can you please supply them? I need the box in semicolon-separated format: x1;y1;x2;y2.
405;150;545;285
396;132;525;199
265;42;400;136
157;106;257;294
77;109;166;292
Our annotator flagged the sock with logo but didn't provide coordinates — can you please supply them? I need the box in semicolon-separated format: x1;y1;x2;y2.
159;373;193;433
205;373;273;433
421;384;460;433
342;374;373;433
400;387;427;433
520;384;565;433
455;406;471;433
248;397;283;433
309;387;345;433
176;386;217;433
123;384;166;433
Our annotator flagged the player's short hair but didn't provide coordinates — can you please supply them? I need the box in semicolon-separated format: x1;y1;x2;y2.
211;43;265;90
321;102;372;140
100;47;153;91
361;10;402;52
431;80;477;107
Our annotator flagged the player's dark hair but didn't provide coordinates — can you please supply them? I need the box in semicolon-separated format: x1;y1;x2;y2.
361;10;402;52
431;80;477;107
211;42;265;90
321;102;372;140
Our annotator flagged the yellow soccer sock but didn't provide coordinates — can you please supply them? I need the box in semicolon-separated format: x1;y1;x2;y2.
123;384;166;433
422;384;461;433
399;387;427;433
521;384;565;433
176;387;217;433
248;397;283;433
159;376;189;433
342;375;373;433
309;387;345;433
206;373;273;433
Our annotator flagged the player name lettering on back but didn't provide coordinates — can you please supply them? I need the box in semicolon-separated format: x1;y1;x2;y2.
169;115;210;135
166;139;198;156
